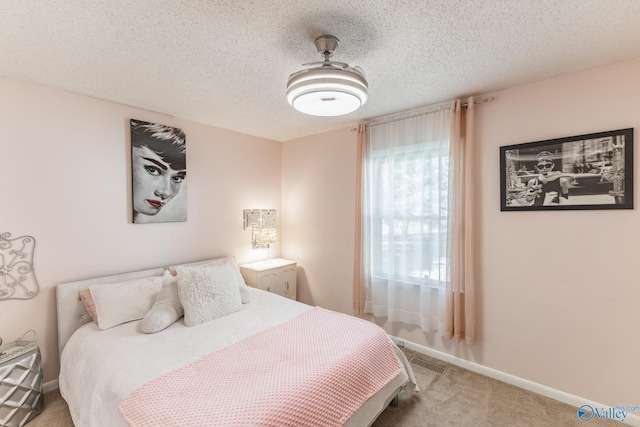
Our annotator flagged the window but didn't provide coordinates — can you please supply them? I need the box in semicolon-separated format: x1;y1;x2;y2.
362;105;452;329
360;100;475;341
366;134;450;288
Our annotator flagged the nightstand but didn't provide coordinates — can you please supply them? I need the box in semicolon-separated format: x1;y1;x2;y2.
240;258;297;300
0;339;43;426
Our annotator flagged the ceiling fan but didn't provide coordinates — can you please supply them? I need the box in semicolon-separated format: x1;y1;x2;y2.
286;35;368;117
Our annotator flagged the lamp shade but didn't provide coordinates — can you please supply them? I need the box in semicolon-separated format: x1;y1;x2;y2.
286;67;368;116
254;227;277;245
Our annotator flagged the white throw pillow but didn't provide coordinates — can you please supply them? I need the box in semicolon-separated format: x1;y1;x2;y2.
141;271;184;333
177;263;242;327
89;275;163;330
205;257;251;304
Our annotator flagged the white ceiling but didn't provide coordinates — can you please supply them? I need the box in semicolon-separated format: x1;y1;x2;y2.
2;1;640;142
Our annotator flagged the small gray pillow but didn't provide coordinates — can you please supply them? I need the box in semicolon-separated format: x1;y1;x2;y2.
141;272;184;333
177;263;242;327
238;284;251;304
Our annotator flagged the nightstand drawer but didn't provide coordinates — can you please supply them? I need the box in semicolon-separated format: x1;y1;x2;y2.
240;259;297;300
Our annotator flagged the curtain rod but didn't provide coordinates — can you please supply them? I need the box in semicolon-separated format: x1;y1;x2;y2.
462;96;494;107
364;96;494;129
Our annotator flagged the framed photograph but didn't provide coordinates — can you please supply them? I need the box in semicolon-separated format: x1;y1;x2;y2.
130;119;187;223
500;128;633;211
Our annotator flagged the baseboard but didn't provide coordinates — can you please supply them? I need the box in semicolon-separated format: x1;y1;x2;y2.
392;336;640;426
43;379;59;394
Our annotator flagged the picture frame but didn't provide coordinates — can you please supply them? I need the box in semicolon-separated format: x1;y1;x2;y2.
500;128;633;211
130;119;187;223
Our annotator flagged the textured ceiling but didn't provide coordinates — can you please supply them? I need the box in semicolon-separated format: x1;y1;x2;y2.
2;1;640;141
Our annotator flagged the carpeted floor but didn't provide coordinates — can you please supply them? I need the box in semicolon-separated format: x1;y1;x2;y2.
27;347;620;426
372;348;620;427
25;388;73;427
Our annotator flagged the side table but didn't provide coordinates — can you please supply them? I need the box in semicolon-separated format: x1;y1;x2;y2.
240;258;297;300
0;339;43;427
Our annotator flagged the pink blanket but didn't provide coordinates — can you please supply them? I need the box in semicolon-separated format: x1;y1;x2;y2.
119;307;401;427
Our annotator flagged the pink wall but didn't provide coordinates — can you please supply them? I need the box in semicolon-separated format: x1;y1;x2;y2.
282;58;640;406
474;57;640;405
0;77;282;382
281;127;358;315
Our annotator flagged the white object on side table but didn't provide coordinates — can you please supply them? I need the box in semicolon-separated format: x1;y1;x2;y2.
240;258;297;300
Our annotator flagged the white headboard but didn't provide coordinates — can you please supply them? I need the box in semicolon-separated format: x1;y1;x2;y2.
56;258;224;357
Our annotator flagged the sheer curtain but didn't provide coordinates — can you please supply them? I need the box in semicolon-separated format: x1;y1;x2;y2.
356;98;476;343
361;103;453;333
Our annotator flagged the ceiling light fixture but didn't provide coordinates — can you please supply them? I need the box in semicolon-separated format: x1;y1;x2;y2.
286;35;368;117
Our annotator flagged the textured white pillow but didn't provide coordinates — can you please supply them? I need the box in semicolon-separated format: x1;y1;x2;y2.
141;271;184;334
205;257;251;304
89;275;163;330
177;263;242;327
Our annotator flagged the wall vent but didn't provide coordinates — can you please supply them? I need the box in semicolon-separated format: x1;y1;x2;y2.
409;356;446;374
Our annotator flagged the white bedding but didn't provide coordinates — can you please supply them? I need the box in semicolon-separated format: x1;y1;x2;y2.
59;287;414;427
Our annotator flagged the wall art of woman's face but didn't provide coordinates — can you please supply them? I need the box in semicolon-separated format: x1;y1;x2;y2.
132;145;186;216
130;119;187;223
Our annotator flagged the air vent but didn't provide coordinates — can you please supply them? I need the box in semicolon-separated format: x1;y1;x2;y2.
409;356;446;374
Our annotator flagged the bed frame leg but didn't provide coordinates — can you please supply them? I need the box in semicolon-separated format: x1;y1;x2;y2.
390;395;399;407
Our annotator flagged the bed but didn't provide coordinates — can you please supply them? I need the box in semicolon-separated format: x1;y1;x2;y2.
56;257;417;427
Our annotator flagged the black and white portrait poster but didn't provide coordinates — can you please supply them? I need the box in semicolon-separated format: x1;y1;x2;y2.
500;128;633;211
130;119;187;223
